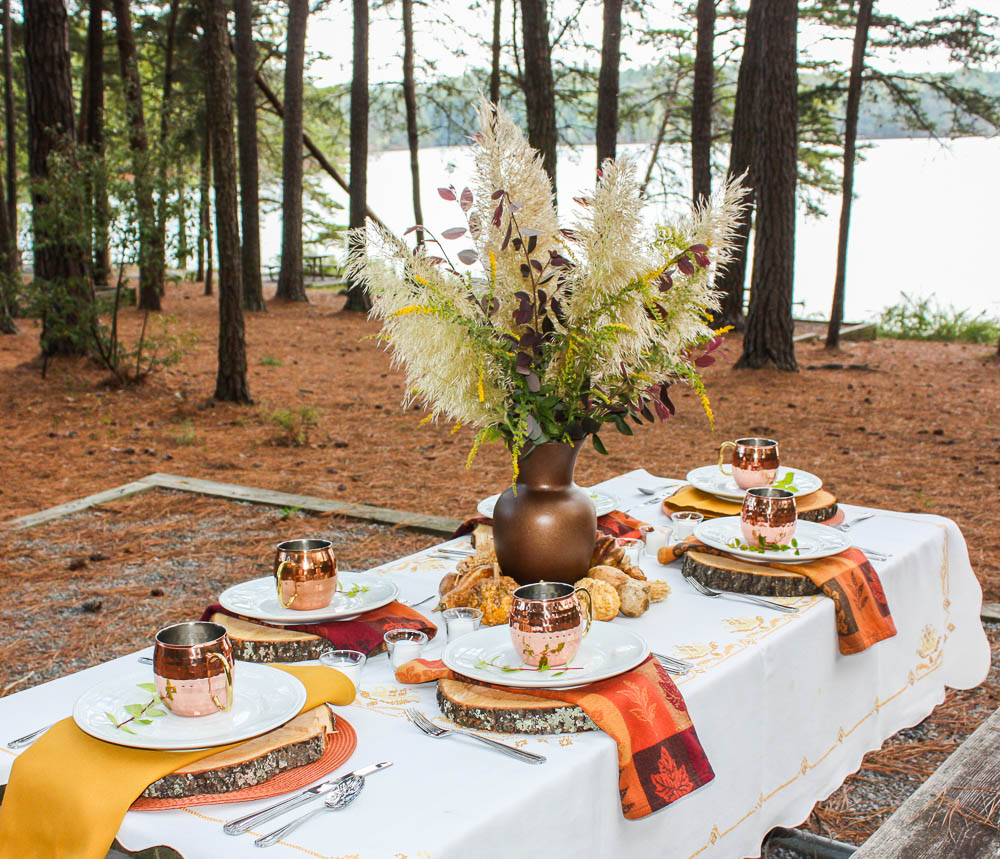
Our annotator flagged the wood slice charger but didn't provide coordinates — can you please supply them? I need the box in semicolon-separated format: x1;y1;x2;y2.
130;706;358;810
437;679;598;734
681;550;819;597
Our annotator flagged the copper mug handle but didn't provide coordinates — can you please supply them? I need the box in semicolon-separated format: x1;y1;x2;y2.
275;560;297;608
208;652;233;712
574;587;593;637
718;440;737;476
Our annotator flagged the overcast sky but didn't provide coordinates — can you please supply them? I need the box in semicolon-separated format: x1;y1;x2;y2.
307;0;1000;89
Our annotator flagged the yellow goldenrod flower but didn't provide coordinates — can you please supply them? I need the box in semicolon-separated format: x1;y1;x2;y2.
713;324;734;336
477;367;485;402
413;275;428;286
700;392;715;429
489;251;497;285
419;413;433;427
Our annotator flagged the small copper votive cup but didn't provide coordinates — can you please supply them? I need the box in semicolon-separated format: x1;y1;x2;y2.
719;437;780;489
274;538;338;611
153;621;234;717
740;487;797;546
509;581;593;668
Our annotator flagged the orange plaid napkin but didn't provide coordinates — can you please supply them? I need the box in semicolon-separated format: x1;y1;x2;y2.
397;655;714;819
672;541;896;654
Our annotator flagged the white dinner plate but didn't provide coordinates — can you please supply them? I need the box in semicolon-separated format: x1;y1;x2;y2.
685;465;823;501
73;664;306;750
477;489;619;519
694;516;850;564
442;622;649;689
218;572;399;625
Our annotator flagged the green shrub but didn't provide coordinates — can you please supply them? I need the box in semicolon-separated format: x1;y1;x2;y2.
877;293;1000;345
269;406;321;446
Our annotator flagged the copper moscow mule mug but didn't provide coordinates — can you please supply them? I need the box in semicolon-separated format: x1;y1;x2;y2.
274;538;338;611
153;621;234;717
741;487;797;546
509;582;593;668
719;437;780;490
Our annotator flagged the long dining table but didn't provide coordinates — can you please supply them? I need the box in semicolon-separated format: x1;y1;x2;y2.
0;469;990;859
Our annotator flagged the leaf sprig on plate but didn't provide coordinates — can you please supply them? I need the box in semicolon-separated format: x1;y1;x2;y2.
772;472;799;493
104;683;167;733
338;582;371;598
726;535;801;556
475;658;584;678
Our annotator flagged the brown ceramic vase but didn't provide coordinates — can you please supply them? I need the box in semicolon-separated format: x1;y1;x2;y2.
493;442;597;586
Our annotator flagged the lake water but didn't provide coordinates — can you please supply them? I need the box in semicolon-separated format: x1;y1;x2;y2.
259;135;1000;323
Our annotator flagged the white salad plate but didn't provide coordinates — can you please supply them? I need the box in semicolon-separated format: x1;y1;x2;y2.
477;489;619;519
218;572;399;625
685;465;823;501
73;664;306;750
694;516;850;564
442;622;649;689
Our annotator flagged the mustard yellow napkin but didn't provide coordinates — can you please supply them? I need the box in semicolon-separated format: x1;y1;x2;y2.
664;485;837;518
0;665;352;859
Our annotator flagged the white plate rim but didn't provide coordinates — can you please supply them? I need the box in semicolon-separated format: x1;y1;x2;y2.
476;489;620;519
72;664;307;750
441;622;650;689
685;465;823;501
218;572;399;625
694;516;850;564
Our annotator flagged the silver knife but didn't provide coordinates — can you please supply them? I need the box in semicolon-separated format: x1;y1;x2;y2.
223;761;392;835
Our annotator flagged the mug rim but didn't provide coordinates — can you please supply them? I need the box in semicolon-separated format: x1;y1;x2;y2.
155;620;228;648
276;538;334;553
734;437;778;447
745;486;794;499
513;581;576;601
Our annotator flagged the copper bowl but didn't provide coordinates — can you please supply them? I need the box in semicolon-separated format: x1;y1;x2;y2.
153;621;234;717
274;538;338;611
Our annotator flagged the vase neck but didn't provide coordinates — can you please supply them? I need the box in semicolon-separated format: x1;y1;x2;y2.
516;443;582;491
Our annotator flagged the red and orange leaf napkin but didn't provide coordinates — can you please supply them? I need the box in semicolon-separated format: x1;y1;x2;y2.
201;601;436;657
453;509;649;542
396;655;714;819
671;541;896;655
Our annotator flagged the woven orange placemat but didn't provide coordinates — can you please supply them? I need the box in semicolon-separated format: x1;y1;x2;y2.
129;713;358;811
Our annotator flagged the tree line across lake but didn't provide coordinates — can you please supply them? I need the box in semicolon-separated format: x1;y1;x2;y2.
1;0;997;402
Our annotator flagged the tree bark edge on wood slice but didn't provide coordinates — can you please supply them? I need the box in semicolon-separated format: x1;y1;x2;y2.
798;502;838;522
437;678;598;734
681;550;819;597
210;612;328;662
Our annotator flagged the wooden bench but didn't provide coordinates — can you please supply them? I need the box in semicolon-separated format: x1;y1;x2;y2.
853;705;1000;857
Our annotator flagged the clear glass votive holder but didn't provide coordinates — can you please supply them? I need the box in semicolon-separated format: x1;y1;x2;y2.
616;536;644;566
383;629;429;670
442;607;482;641
641;526;671;558
669;511;704;542
319;649;366;692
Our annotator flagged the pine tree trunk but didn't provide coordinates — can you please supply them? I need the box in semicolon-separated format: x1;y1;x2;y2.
112;0;163;311
595;0;622;170
176;176;188;270
715;0;763;329
344;0;371;312
275;0;308;302
3;0;15;246
25;0;90;354
0;134;14;332
235;0;264;311
401;0;423;246
83;0;109;287
201;0;250;404
691;0;715;204
155;0;179;279
198;105;210;286
735;0;798;372
489;0;502;105
519;0;557;195
826;0;873;351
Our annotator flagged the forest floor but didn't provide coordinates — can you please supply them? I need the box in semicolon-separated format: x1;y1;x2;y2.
2;281;1000;850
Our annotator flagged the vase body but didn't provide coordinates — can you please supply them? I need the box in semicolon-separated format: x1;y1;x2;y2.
493;443;597;586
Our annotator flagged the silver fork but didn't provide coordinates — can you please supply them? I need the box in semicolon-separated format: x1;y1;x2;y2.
833;513;875;532
684;574;798;614
652;652;693;675
404;708;546;764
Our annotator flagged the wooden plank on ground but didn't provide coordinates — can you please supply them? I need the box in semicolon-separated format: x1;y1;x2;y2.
1;480;157;530
980;603;1000;623
144;473;461;535
853;706;1000;857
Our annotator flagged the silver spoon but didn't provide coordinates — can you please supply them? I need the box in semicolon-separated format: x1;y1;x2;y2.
254;774;365;848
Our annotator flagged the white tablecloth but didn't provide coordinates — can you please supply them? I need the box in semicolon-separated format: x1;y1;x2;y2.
0;470;989;859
